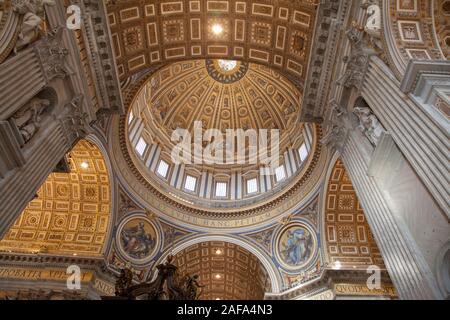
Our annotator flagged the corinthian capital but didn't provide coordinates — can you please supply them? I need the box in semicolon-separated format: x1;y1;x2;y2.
33;26;70;81
60;94;89;146
321;100;351;154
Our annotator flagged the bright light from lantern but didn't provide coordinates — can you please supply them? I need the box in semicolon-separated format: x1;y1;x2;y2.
212;24;223;35
215;249;222;255
80;162;89;169
215;274;222;279
218;59;237;72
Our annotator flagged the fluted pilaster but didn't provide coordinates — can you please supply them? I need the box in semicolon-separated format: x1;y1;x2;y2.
0;47;46;120
362;56;450;218
0;121;69;237
341;133;443;299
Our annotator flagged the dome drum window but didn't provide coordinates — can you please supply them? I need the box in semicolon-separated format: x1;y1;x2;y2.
215;181;228;198
246;178;258;195
156;160;170;179
184;175;198;193
298;143;309;162
135;138;147;157
275;165;287;183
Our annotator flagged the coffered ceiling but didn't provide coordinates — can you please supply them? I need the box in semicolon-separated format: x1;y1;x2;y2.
174;241;269;300
324;159;386;269
0;140;111;256
106;0;319;90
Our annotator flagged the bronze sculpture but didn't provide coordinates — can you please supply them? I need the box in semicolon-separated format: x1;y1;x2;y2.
106;255;204;300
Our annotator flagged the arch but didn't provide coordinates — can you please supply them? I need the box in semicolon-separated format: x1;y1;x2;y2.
381;0;445;78
320;157;387;270
154;234;283;294
433;0;450;59
84;134;118;256
0;138;112;257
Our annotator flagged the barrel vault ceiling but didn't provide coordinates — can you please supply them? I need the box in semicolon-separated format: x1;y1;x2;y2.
106;0;319;90
174;241;269;300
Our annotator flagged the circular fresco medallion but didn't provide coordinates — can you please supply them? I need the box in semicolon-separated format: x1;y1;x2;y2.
206;59;248;84
116;215;159;265
274;222;318;272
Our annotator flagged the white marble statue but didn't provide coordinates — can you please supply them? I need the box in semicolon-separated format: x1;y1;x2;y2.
12;97;50;143
14;0;56;51
353;106;385;146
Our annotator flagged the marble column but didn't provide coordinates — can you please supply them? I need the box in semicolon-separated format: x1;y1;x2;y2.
322;102;447;299
362;57;450;218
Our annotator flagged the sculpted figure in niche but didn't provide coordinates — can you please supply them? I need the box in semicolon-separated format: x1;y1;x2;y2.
12;97;51;143
353;106;385;146
13;0;56;52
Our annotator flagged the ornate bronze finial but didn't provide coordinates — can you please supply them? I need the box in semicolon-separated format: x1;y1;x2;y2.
351;20;364;32
114;267;133;297
146;211;155;219
107;254;204;300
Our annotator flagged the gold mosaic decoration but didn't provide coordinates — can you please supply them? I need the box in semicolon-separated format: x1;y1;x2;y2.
0;140;111;256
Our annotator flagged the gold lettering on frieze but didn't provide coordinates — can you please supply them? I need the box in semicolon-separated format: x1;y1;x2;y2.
94;278;115;296
306;289;335;300
334;283;396;297
0;267;93;282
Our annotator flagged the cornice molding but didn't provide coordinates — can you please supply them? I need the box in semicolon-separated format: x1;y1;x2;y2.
300;0;352;123
400;59;450;93
71;0;124;116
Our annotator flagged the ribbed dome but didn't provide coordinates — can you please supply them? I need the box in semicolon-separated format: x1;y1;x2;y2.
124;59;319;213
142;59;303;154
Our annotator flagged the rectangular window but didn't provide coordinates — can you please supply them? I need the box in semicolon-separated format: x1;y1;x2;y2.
215;182;228;197
128;111;134;124
298;143;309;162
135;137;147;157
246;178;258;194
184;175;197;192
275;165;286;182
156;160;169;178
